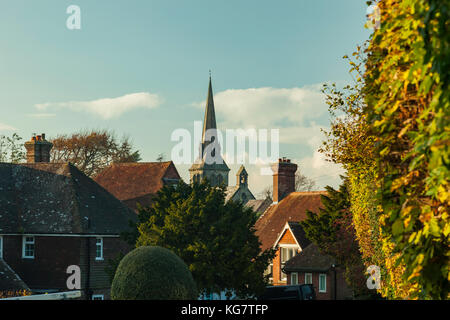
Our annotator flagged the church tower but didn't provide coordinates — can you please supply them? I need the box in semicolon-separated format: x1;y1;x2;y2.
189;76;230;186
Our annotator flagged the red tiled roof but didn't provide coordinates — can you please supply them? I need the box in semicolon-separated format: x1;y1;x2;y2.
93;161;180;201
255;191;327;252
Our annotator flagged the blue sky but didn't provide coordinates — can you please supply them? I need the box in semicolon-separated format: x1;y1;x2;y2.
0;0;371;195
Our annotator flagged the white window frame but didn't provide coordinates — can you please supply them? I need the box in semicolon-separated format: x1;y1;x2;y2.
319;274;327;293
291;272;298;285
305;273;313;285
92;294;104;300
0;235;3;258
22;236;35;259
279;244;298;281
266;262;273;283
95;238;103;261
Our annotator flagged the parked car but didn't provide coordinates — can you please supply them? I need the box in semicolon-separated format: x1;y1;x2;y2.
257;284;316;300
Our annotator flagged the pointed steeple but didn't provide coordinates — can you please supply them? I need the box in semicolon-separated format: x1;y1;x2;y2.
189;74;230;187
202;75;217;143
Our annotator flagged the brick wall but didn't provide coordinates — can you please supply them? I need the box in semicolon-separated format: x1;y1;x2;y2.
286;268;353;300
271;228;300;286
1;235;131;300
2;235;81;290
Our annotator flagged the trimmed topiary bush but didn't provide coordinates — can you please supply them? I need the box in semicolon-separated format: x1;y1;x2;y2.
111;246;197;300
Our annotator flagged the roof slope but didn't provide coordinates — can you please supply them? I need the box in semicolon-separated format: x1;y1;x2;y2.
283;243;335;273
0;259;29;291
93;161;180;201
255;191;327;251
287;221;311;249
0;162;136;235
246;198;272;215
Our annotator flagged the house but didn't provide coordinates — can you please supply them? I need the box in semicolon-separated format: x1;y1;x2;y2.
283;243;353;300
254;158;327;285
0;134;137;300
94;161;181;212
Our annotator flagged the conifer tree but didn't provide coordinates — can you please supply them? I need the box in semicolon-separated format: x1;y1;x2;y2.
132;180;275;298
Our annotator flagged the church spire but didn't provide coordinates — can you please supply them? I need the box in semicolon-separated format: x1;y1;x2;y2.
202;74;217;143
189;74;230;187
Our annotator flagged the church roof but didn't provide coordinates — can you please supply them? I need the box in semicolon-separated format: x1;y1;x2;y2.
190;76;229;174
202;76;217;143
225;186;240;202
236;165;248;176
245;198;272;215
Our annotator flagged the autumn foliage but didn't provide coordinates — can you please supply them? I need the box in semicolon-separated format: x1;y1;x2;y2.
320;0;449;299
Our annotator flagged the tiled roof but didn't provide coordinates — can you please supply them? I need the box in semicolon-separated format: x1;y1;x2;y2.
287;221;311;249
255;191;327;251
0;259;29;291
93;161;180;201
245;198;272;215
225;186;239;202
0;162;136;235
283;243;335;273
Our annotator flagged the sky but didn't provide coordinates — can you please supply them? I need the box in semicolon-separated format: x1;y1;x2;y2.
0;0;372;196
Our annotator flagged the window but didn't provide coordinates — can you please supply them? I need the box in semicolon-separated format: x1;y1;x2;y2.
266;263;273;282
280;246;297;281
319;274;327;293
291;272;298;285
305;273;313;285
95;238;103;260
0;236;3;258
22;236;35;259
92;295;104;300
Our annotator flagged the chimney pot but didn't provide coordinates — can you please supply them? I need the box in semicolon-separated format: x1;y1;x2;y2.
271;158;297;203
24;132;53;163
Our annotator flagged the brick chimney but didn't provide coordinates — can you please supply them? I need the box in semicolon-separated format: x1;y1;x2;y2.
271;157;297;203
24;133;53;163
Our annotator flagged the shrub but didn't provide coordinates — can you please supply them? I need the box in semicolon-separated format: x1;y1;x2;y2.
111;246;197;300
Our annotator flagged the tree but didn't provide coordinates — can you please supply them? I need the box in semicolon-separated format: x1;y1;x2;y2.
300;178;374;298
111;246;197;300
319;47;411;299
258;171;316;199
50;129;141;177
0;133;25;163
133;180;276;298
363;0;449;299
156;153;165;162
320;0;449;299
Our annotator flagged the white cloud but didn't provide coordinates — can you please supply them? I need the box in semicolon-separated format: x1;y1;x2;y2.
26;113;56;119
35;92;162;119
194;84;328;144
0;123;17;131
186;84;345;195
